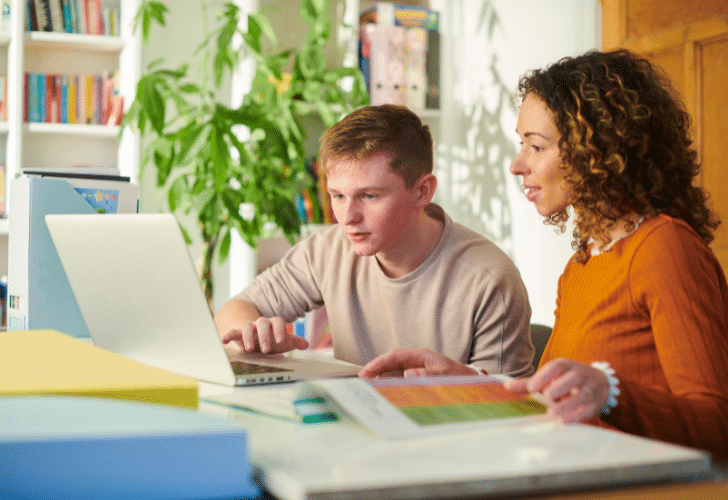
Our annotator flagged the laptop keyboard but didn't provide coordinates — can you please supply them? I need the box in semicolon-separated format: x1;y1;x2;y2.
230;360;294;375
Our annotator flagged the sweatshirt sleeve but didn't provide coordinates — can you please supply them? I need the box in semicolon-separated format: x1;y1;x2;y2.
234;230;329;322
602;222;728;459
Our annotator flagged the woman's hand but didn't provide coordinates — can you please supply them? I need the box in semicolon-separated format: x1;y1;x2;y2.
358;348;481;378
504;358;610;423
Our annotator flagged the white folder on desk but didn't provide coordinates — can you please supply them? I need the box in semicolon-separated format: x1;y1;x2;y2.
199;383;713;500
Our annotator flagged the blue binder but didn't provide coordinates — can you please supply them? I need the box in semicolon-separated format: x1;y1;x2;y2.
0;396;259;500
7;176;136;337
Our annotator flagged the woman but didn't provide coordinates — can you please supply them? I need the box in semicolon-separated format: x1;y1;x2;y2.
359;49;728;460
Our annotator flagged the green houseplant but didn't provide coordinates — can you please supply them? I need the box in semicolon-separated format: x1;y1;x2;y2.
123;0;368;303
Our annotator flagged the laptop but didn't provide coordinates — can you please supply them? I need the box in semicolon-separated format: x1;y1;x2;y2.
45;213;360;386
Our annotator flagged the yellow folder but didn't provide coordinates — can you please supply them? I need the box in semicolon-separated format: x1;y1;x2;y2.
0;330;199;409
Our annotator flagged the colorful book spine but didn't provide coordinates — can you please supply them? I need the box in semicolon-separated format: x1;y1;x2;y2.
49;0;65;32
404;27;427;110
425;29;440;109
23;73;29;122
67;74;76;124
61;0;73;33
79;0;88;33
69;0;80;33
359;4;440;110
26;1;38;31
83;74;94;124
33;0;52;32
60;75;68;124
86;0;102;35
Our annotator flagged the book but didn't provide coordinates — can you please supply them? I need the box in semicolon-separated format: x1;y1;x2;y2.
69;0;80;33
204;375;550;439
425;29;440;109
49;0;64;32
360;3;440;31
404;27;427;109
26;0;39;31
0;329;199;408
67;74;76;123
360;23;407;106
60;0;73;32
33;0;52;31
359;4;439;109
45;73;60;123
85;0;102;34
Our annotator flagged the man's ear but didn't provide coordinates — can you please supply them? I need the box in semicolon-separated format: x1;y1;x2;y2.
414;173;437;208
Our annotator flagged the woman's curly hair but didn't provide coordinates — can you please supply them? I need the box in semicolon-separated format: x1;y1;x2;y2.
517;49;720;262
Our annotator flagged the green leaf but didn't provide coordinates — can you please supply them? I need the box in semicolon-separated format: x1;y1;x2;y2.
179;223;192;245
168;175;187;212
133;1;169;42
139;76;166;135
218;230;231;263
178;123;212;168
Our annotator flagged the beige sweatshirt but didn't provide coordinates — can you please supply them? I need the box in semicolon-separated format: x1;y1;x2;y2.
236;206;533;376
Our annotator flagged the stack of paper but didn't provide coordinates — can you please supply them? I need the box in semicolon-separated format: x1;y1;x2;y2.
0;329;199;409
0;396;258;500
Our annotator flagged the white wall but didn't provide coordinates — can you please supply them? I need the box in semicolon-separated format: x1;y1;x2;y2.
429;0;600;326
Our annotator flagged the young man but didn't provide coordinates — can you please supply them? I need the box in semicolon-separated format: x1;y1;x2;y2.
214;105;534;376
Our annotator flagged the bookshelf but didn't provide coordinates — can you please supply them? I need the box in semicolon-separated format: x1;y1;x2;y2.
0;0;141;277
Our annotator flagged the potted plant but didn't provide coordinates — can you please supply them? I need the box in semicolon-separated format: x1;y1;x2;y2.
122;0;369;303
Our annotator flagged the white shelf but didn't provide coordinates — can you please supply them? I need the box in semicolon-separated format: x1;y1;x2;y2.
0;0;141;277
24;123;121;137
25;32;124;52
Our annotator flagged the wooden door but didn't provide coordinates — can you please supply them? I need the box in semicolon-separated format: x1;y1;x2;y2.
602;0;728;275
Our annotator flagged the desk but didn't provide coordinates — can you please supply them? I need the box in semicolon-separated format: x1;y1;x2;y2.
198;382;719;500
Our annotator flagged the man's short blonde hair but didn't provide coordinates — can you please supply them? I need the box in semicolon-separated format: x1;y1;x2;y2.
318;104;434;188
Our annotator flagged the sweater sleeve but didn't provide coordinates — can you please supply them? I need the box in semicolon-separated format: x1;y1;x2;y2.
234;230;329;322
602;222;728;459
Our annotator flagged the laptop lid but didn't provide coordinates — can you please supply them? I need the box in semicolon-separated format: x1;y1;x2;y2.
44;213;359;386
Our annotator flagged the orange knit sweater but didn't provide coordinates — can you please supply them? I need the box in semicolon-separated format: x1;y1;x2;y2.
541;214;728;460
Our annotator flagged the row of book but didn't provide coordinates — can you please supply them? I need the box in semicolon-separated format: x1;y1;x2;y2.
295;157;336;225
23;71;124;126
26;0;120;36
359;3;440;110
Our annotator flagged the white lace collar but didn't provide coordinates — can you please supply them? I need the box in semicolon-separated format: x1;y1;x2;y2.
589;215;648;256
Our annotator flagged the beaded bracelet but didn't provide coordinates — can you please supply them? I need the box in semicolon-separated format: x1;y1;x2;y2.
591;361;620;415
